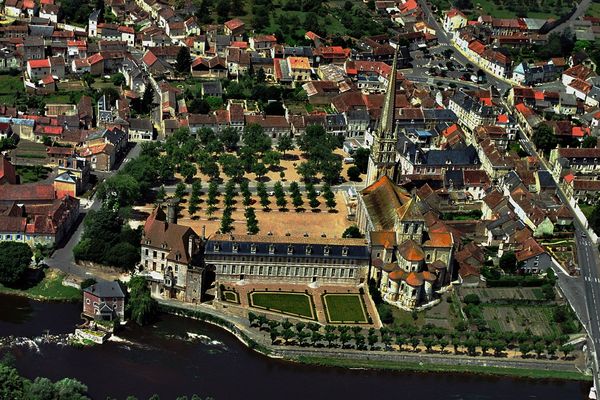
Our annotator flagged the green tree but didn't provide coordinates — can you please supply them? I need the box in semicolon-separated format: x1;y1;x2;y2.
105;242;140;271
263;150;281;170
532;123;557;153
499;251;518;273
175;182;187;200
277;134;294;156
156;185;167;203
243;124;272;155
342;225;362;238
53;377;89;400
0;242;32;285
219;154;244;181
127;276;158;326
347;165;361;181
0;363;24;400
253;162;268;180
353;148;370;173
582;136;597;148
220;127;240;151
97;173;141;208
176;46;192;74
220;207;234;233
180;162;197;183
111;72;126;86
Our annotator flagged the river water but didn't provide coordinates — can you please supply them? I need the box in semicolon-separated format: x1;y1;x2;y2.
0;294;592;400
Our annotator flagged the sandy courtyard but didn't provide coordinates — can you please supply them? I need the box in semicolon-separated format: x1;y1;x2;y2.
135;191;354;238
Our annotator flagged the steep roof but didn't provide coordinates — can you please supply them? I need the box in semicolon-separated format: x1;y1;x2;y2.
398;239;425;262
143;207;197;264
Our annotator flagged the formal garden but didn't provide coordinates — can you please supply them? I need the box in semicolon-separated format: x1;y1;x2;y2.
246;310;579;360
322;293;369;324
249;291;317;320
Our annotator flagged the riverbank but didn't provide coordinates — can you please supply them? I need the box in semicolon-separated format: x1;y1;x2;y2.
157;298;593;383
0;270;81;302
292;355;592;381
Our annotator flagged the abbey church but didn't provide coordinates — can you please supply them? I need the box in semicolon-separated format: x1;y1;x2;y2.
358;50;456;310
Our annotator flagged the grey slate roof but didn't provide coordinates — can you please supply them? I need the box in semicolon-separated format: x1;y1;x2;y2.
83;281;125;298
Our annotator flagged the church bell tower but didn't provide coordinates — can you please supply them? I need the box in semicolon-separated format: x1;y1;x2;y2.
366;47;399;186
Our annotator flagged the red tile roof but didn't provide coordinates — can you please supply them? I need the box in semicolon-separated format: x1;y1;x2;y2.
28;59;50;69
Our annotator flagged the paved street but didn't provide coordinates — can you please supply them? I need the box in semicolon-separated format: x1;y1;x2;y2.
44;144;141;281
503;99;600;384
548;0;592;34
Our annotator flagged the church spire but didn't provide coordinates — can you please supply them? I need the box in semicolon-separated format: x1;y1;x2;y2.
379;46;399;135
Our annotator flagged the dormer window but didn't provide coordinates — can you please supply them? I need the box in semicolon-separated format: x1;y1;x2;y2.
232;243;238;253
214;243;220;252
250;243;257;254
306;245;312;255
269;244;275;254
287;244;293;255
342;246;348;256
324;245;330;256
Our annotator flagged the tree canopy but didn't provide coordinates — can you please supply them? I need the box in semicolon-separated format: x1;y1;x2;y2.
0;242;32;286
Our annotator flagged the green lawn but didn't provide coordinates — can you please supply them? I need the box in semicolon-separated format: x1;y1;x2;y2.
0;74;24;95
588;2;600;17
223;290;239;303
0;270;81;302
580;204;595;219
250;291;315;319
323;294;368;323
295;356;592;381
470;0;571;19
15;165;52;184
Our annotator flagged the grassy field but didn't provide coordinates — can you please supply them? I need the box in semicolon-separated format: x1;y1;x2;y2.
482;305;559;336
461;287;543;302
293;355;592;381
0;269;81;302
587;2;600;17
0;74;24;94
223;290;239;303
323;294;368;323
15;165;52;183
430;0;571;18
250;291;315;319
580;204;595;219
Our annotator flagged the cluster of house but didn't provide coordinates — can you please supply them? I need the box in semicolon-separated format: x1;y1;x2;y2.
0;155;80;246
134;54;576;313
442;8;600;82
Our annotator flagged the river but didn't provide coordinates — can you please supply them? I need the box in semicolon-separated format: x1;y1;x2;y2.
0;294;592;400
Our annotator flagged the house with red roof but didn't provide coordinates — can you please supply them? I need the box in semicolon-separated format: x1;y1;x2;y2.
26;58;51;80
0;182;80;246
249;35;277;52
224;18;245;36
443;8;468;31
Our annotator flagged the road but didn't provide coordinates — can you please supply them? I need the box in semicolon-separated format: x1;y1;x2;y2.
548;0;592;34
44;144;142;281
506;100;600;385
417;0;513;94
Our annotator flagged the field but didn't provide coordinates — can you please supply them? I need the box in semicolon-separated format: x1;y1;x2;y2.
461;287;544;301
430;0;571;18
249;291;316;319
0;74;24;104
322;293;368;323
15;165;52;184
12;140;48;164
482;306;558;336
587;2;600;17
223;290;240;303
0;269;81;302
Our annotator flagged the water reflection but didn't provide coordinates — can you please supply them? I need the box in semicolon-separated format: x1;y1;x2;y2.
0;295;591;400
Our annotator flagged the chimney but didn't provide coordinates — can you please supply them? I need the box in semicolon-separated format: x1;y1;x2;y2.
188;235;196;257
201;225;206;240
167;198;177;224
